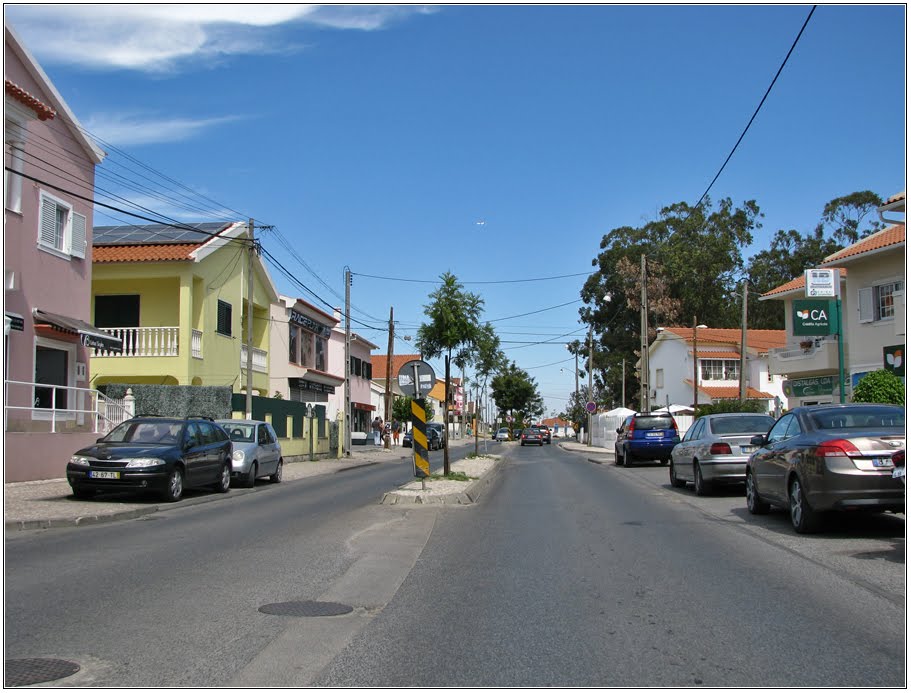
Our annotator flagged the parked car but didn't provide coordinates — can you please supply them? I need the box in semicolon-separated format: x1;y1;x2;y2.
495;427;510;442
215;419;283;487
427;422;446;445
67;416;233;502
670;413;775;495
520;428;544;446
512;428;523;440
615;412;680;466
532;425;552;444
402;427;442;450
745;404;905;533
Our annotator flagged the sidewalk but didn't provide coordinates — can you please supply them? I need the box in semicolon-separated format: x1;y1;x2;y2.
4;434;482;531
556;438;615;463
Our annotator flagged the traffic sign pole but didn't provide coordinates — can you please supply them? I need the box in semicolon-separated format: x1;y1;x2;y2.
411;398;429;489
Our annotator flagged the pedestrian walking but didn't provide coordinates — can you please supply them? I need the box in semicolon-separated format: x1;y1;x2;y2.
392;419;401;445
372;416;382;446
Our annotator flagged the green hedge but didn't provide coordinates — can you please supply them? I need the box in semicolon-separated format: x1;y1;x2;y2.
98;383;232;419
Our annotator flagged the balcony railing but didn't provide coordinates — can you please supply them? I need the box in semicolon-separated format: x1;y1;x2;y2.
768;335;839;376
4;380;133;434
192;329;203;359
240;344;268;373
93;326;179;357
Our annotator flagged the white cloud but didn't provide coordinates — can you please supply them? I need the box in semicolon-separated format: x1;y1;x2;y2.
84;112;245;147
6;4;437;73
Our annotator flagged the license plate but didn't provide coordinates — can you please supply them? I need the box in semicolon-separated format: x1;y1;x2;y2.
872;457;892;468
740;445;755;454
89;470;120;479
646;432;663;438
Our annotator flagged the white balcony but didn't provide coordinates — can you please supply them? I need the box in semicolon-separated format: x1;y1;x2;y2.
240;344;268;373
93;326;179;357
768;335;839;377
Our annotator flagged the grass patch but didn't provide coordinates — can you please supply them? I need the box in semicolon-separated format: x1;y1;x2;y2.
465;453;493;460
427;472;476;482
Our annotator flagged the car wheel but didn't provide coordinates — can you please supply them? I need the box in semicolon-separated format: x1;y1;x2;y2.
270;459;283;483
213;461;231;493
694;462;711;496
789;476;821;534
669;460;686;488
162;468;184;502
614;448;623;466
71;485;95;500
745;470;770;514
660;458;669;466
243;462;257;489
622;447;632;467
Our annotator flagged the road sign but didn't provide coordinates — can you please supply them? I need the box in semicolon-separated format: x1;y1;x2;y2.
410;398;429;478
585;401;597;413
397;359;436;398
805;268;840;298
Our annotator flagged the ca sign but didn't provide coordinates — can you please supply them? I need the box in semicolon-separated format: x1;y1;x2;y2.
793;299;837;336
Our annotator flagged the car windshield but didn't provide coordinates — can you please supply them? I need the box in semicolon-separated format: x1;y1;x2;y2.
634;416;673;430
710;416;776;434
809;406;905;430
225;424;255;443
104;420;182;444
523;429;536;435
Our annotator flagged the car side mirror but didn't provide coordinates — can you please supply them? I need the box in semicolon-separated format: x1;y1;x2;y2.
616;428;623;434
750;434;766;447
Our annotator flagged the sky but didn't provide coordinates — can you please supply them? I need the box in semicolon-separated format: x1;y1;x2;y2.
5;3;906;417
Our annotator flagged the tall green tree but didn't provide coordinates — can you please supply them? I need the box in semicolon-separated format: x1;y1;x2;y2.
491;362;543;430
469;322;506;454
416;272;484;474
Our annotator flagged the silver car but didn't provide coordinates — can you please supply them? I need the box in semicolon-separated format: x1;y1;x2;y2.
669;413;775;495
215;420;283;487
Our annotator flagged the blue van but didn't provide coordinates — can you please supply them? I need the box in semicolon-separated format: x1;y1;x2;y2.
614;412;680;467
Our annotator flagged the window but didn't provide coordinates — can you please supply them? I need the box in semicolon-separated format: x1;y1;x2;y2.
859;281;905;323
655;368;664;388
217;300;232;336
289;325;299;364
701;359;738;381
95;295;139;328
34;344;68;409
37;192;86;259
315;337;327;372
301;331;313;367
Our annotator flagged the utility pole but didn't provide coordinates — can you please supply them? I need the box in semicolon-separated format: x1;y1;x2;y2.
587;325;593;447
639;254;650;413
384;307;394;449
739;279;748;403
245;218;255;419
692;316;699;414
344;268;352;457
621;358;626;409
443;353;451;476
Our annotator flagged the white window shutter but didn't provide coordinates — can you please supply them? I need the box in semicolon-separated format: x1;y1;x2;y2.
39;196;57;247
858;287;874;324
895;291;905;336
70;212;87;258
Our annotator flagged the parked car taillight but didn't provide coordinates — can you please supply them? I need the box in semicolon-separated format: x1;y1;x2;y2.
813;439;861;457
628;419;635;433
709;442;732;455
892;449;905;468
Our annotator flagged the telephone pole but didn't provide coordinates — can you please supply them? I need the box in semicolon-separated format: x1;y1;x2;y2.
344;268;352;457
587;325;593;447
739;279;749;402
384;307;394;449
245;219;255;418
639;254;650;413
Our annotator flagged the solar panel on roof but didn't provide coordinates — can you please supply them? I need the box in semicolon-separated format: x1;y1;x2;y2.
92;222;232;245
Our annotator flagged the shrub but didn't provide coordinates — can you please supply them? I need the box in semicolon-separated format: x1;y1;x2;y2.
852;369;905;405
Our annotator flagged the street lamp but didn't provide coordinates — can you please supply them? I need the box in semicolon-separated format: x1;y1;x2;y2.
692;319;707;414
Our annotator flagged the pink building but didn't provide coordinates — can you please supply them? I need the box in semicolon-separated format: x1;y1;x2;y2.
328;325;377;438
4;23;121;481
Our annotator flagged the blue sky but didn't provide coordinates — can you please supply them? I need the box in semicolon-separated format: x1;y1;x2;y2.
6;4;906;416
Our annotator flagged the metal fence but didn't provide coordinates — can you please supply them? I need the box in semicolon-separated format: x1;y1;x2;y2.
4;380;133;434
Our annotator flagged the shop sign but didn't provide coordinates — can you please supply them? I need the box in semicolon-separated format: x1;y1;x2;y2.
294;378;335;394
289;309;331;337
783;374;849;398
793;299;837;336
883;345;905;377
804;268;840;298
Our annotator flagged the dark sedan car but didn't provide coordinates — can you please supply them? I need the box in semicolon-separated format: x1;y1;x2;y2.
402;427;442;450
67;416;233;502
519;428;543;446
745;404;905;533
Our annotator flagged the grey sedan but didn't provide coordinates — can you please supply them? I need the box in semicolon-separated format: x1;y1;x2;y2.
670;413;775;495
215;419;283;487
745;404;905;533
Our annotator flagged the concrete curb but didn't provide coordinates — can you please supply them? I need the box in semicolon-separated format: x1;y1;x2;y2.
379;457;504;506
6;506;160;531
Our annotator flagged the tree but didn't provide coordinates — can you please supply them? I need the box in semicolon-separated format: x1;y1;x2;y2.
469;322;506;454
416;272;484;474
490;362;543;431
392;396;434;425
852;370;905;405
581;197;761;407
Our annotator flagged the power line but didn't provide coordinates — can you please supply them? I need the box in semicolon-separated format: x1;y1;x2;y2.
488;299;582;323
351;270;592;285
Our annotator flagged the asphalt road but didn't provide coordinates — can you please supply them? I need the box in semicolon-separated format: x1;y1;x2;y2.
5;443;905;687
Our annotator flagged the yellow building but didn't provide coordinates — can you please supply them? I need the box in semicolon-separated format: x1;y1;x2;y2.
89;222;278;394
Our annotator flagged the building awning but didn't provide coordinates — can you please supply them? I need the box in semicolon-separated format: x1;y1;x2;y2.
4;312;24;334
353;402;376;412
32;309;123;352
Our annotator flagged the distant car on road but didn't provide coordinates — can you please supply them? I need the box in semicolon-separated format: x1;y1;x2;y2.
215;419;283;487
520;428;544;446
615;412;680;466
402;427;442;450
532;425;552;444
669;413;775;495
745;404;905;533
495;427;510;442
67;416;232;502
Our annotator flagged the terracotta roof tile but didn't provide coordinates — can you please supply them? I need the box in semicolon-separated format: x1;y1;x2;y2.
661;327;786;352
5;79;56;120
92;244;198;263
684;381;774;399
760;267;847;299
886;191;905;205
822;224;905;265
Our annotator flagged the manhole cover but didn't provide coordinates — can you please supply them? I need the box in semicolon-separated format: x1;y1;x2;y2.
258;600;353;617
6;658;80;687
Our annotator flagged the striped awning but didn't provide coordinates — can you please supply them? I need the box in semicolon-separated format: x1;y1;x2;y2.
33;309;122;352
